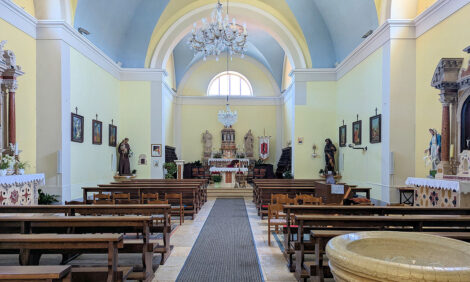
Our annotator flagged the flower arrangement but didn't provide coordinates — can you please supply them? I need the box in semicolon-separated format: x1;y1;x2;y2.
164;162;177;179
212;174;222;183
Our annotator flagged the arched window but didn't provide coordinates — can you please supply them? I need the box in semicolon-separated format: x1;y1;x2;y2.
207;71;253;96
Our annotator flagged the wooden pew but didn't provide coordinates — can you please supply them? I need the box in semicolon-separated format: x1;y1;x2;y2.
0;216;158;281
256;186;316;218
294;214;470;281
0;265;72;281
282;205;470;272
350;187;371;199
0;234;125;282
83;186;200;218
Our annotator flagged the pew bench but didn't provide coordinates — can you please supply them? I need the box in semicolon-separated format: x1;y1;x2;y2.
0;265;72;282
350;187;371;199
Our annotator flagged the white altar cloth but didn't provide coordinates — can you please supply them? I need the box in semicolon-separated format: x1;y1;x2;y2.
405;177;470;193
0;174;45;186
208;158;250;164
210;167;248;173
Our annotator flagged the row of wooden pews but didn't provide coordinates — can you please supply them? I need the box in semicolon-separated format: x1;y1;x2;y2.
281;204;470;281
0;204;173;281
0;179;207;281
83;179;207;219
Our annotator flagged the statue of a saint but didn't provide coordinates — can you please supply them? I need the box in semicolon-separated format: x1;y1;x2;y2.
425;129;441;170
244;130;254;158
324;138;337;173
202;130;212;158
118;138;131;175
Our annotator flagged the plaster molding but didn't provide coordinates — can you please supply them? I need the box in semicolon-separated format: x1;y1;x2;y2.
120;68;167;81
415;0;470;38
175;95;282;106
36;20;121;79
0;0;37;38
290;68;336;82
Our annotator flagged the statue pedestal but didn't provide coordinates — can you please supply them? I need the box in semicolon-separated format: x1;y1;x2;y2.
175;160;185;180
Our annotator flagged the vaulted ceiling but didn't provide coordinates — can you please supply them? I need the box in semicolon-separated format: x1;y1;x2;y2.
74;0;378;89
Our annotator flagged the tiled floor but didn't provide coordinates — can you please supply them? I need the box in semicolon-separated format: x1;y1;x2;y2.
153;197;296;282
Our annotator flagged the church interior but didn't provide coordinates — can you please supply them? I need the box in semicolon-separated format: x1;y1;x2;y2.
1;0;470;281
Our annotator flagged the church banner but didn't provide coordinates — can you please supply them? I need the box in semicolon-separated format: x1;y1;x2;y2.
259;136;270;160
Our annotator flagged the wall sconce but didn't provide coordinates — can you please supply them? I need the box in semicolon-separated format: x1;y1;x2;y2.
348;144;367;151
312;144;318;158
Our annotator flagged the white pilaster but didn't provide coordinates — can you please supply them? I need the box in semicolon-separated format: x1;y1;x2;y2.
150;73;166;179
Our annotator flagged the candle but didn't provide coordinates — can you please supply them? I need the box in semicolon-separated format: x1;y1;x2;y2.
450;144;454;158
15;143;18;155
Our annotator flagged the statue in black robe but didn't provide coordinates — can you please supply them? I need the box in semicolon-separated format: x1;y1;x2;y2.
118;138;131;175
324;138;337;173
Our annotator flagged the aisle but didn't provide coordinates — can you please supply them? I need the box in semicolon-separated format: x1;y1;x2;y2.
176;198;263;282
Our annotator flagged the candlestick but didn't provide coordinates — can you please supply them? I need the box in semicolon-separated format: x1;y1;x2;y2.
450;144;454;158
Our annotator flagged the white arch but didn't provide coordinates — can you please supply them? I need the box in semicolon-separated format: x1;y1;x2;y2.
150;2;307;70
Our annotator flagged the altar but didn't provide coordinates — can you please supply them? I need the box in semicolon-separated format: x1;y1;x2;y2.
210;167;248;187
405;177;470;208
0;174;44;205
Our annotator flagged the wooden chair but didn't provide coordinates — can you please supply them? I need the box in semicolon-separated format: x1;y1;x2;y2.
93;193;112;204
295;194;323;205
112;192;131;204
192;168;199;178
198;167;206;178
142;192;159;204
165;193;184;225
148;199;171;224
64;200;85;205
267;203;287;246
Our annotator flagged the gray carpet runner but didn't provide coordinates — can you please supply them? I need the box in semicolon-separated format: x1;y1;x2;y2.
176;198;263;282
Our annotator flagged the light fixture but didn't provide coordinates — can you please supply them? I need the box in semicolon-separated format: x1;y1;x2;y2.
362;30;373;39
348;144;368;151
188;0;248;61
217;41;238;128
78;27;90;35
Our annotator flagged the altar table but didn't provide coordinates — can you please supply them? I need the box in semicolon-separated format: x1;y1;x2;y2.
0;174;44;205
210;167;248;187
405;177;470;208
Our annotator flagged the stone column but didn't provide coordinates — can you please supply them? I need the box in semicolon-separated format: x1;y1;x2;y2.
2;73;19;146
441;101;450;162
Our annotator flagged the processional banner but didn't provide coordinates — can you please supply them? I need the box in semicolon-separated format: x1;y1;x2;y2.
259;136;270;160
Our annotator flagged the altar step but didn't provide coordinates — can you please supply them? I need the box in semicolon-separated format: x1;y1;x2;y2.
207;187;253;198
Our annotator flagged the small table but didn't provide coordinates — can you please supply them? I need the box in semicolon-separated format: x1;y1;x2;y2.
398;187;415;205
209;167;248;187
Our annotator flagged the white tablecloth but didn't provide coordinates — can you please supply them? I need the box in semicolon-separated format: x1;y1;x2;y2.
209;167;248;173
0;174;45;186
208;158;250;164
405;177;470;193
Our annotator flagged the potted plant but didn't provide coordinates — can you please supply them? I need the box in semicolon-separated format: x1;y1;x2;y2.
193;160;202;167
212;174;222;187
15;161;28;175
38;189;59;205
283;170;293;179
1;155;15;176
213;152;222;159
164;162;177;179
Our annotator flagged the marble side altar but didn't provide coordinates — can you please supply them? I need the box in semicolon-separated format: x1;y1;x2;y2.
405;177;470;207
0;174;44;205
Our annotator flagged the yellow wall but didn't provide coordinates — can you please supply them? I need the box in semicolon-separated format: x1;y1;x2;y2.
165;53;176;91
12;0;35;17
180;105;278;164
336;48;383;200
179;56;279;97
415;3;470;178
283;92;293;149
294;82;336;179
119;81;151;179
69;48;120;199
0;19;36;173
417;0;438;16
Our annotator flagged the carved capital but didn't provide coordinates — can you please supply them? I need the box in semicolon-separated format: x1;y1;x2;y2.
439;92;457;105
432;58;464;91
1;77;18;93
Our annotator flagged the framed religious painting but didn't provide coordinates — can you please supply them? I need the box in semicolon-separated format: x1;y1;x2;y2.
352;120;362;145
339;125;347;147
71;113;84;143
92;119;103;145
151;144;162;157
109;124;117;147
369;114;382;143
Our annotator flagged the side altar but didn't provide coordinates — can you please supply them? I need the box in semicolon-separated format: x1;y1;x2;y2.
0;174;44;205
406;47;470;208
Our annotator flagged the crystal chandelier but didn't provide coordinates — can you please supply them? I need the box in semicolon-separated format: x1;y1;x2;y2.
218;103;238;127
188;0;248;61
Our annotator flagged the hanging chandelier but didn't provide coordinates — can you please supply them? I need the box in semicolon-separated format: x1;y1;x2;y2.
218;103;238;127
188;0;248;61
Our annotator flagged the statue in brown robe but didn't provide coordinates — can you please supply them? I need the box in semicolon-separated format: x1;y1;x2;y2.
118;138;131;175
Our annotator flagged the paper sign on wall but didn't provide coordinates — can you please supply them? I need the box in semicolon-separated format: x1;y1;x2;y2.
331;184;344;194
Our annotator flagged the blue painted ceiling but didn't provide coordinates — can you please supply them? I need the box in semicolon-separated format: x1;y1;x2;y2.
74;0;378;88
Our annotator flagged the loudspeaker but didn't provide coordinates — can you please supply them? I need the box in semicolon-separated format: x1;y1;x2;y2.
57;150;62;174
389;151;395;175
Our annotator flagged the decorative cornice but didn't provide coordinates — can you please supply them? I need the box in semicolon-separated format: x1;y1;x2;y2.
0;0;37;38
289;68;336;81
120;68;167;81
415;0;470;37
175;95;282;106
